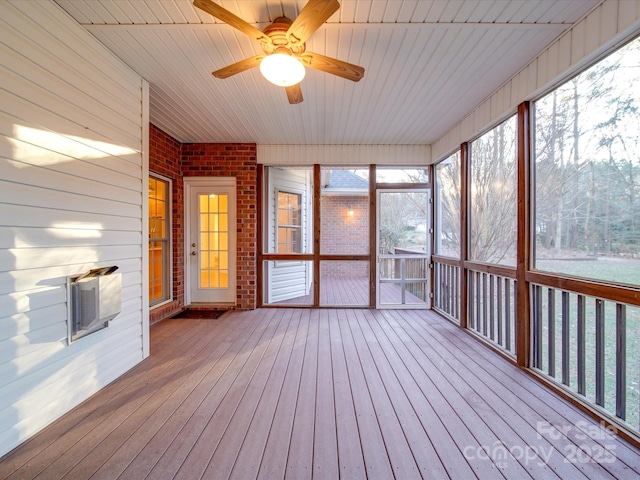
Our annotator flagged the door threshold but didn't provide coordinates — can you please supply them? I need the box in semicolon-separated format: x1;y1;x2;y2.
188;302;236;308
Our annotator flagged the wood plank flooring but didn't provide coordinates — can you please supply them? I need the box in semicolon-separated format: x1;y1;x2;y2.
1;308;640;479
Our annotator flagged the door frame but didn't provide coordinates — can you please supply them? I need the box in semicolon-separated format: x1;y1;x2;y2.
184;176;237;306
375;188;431;309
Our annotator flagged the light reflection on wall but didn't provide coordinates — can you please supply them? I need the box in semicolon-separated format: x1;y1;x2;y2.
9;125;138;167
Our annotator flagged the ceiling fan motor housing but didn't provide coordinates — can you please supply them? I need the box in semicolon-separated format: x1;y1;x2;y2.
262;18;306;56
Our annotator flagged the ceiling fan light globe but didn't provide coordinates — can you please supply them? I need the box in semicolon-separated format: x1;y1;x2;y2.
260;53;305;87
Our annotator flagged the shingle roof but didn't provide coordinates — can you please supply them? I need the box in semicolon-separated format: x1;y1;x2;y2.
323;170;368;191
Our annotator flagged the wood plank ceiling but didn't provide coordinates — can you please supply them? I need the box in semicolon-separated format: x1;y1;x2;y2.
54;0;601;145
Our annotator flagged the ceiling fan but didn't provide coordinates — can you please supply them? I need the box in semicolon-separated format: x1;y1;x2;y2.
193;0;365;104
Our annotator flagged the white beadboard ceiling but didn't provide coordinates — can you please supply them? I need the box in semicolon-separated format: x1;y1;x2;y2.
54;0;601;145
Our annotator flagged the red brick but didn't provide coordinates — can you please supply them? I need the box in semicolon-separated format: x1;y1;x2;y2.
149;125;256;323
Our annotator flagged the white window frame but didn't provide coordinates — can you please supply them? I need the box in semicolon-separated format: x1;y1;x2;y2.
149;173;172;308
276;189;304;254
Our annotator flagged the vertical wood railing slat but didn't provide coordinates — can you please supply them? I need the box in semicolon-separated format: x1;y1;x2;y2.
444;264;448;313
448;265;451;315
453;266;458;320
451;265;455;316
469;271;475;329
595;298;605;407
497;275;503;346
443;264;447;313
439;263;444;312
616;303;627;420
453;267;460;320
505;278;511;352
577;294;586;395
482;272;488;336
562;291;570;387
489;274;495;341
446;264;451;315
440;264;444;310
533;285;542;369
547;287;556;378
435;263;440;308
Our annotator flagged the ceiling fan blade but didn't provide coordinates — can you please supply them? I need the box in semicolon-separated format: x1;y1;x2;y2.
287;0;339;45
285;84;304;104
193;0;272;45
212;55;264;79
299;52;365;82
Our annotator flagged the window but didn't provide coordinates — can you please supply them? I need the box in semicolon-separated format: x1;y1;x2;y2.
277;191;302;253
533;36;640;286
435;152;461;258
376;167;428;183
149;175;171;305
469;116;517;266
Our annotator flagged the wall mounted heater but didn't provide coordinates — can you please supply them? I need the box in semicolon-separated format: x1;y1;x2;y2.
68;266;121;343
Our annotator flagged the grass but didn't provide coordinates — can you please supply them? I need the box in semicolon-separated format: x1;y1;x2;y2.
536;256;640;286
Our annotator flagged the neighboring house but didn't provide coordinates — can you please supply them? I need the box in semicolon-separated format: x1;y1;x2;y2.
1;0;640;459
320;169;370;278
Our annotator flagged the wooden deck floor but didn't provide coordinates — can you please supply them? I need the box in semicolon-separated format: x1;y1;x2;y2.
2;309;639;479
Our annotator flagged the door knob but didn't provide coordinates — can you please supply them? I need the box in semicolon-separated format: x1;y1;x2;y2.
191;251;197;256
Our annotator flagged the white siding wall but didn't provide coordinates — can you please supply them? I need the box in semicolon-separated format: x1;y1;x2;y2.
258;144;431;166
0;0;148;457
433;0;640;161
266;168;312;303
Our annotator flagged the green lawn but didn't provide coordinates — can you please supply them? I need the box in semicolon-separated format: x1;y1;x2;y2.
536;257;640;286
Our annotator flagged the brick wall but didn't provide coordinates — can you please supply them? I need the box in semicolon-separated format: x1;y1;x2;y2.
321;195;369;276
148;125;257;323
182;143;257;310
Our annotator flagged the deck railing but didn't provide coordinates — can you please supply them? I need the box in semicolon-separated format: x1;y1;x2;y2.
390;248;428;301
467;263;517;356
432;257;640;435
530;282;640;431
432;256;460;323
432;257;517;356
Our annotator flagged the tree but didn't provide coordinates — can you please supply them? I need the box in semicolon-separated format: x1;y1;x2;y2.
435;153;461;257
534;35;640;263
468;116;517;265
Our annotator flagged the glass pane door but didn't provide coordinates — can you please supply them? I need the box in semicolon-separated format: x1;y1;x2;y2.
187;179;236;304
377;190;430;308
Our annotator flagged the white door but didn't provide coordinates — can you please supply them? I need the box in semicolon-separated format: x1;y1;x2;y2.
185;177;236;304
376;189;430;308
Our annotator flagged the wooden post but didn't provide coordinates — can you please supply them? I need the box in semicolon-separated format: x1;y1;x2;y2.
369;164;377;308
516;101;531;367
428;164;435;310
256;164;264;307
459;142;469;329
313;164;321;306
